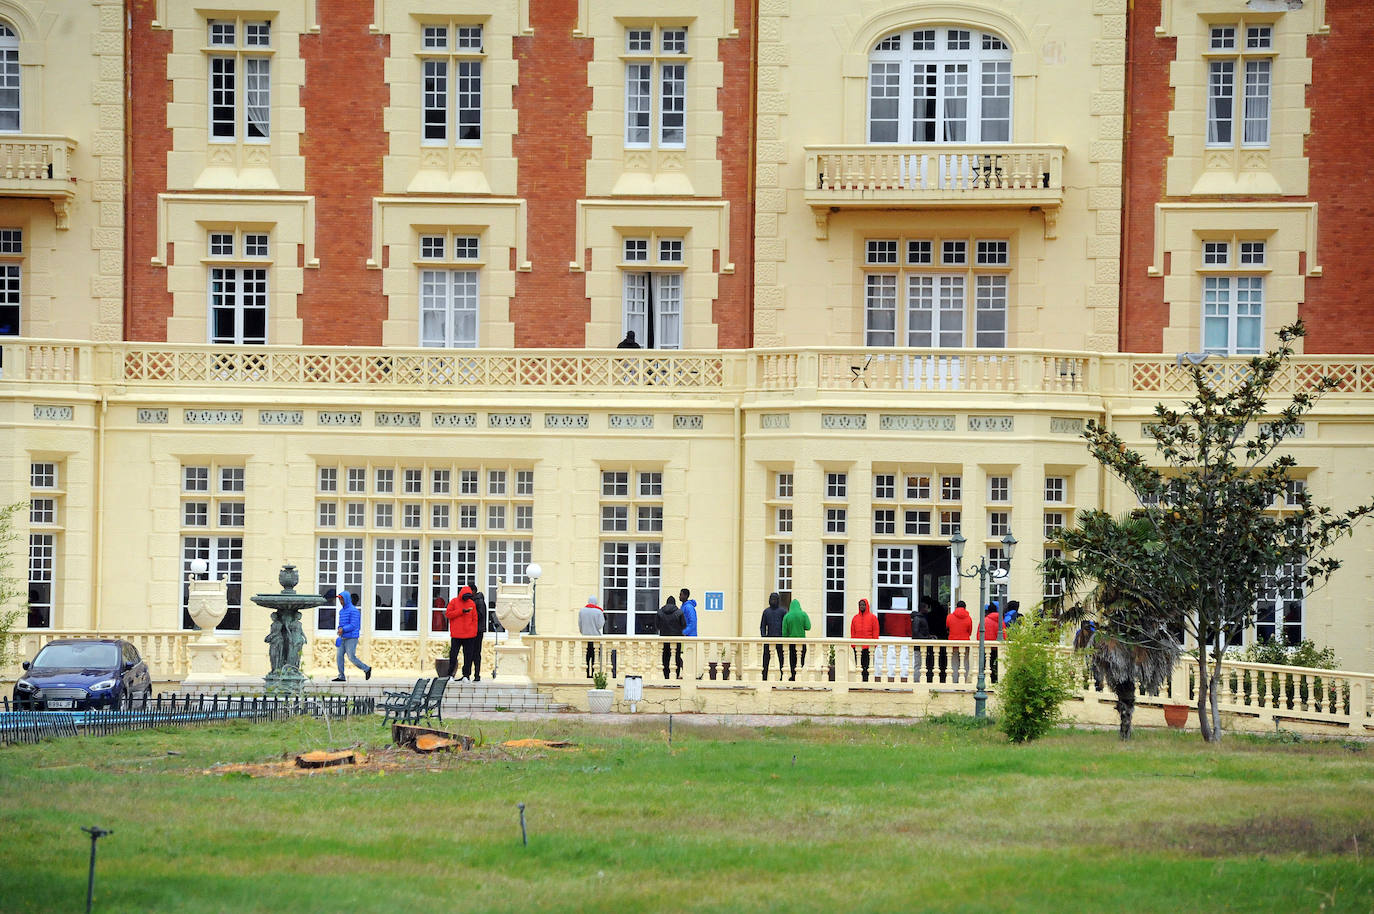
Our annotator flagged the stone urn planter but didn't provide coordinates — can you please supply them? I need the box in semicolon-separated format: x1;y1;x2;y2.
587;689;614;713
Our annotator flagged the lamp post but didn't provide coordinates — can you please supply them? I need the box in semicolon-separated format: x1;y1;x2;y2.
950;531;1017;719
525;563;542;636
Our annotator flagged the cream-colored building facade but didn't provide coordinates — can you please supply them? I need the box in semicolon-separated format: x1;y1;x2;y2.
3;0;1374;688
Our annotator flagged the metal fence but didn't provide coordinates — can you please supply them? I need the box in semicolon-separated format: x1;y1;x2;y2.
0;693;377;745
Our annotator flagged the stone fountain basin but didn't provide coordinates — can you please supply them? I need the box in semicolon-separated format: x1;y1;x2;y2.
251;593;326;612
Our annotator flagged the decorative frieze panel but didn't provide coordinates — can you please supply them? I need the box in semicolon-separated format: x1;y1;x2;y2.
185;409;243;425
33;405;73;421
968;416;1014;433
260;410;304;426
879;414;955;432
318;411;363;426
489;413;532;429
609;414;654;430
822;413;866;430
137;408;169;424
759;413;790;430
545;413;590;430
673;415;704;431
434;412;477;428
1259;421;1305;439
1050;417;1085;435
376;412;421;428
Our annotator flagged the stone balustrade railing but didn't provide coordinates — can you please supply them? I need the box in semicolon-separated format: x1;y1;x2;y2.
803;144;1066;199
527;635;1374;733
10;338;1374;400
0;135;76;182
3;630;193;682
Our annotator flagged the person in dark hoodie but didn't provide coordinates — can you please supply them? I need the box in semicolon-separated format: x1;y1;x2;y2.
909;600;933;682
759;593;786;680
468;581;489;682
656;594;686;679
332;591;372;682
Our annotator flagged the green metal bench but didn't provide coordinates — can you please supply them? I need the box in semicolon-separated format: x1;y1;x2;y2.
380;678;430;725
418;676;451;722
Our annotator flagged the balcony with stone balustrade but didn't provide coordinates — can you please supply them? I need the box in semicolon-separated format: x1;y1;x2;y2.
0;135;78;229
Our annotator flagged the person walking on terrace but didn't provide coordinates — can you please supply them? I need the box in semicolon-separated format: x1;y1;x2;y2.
983;603;1003;684
656;594;686;679
332;591;372;683
781;598;811;681
579;595;605;678
947;600;973;683
850;598;880;682
445;586;480;681
680;588;698;637
910;601;933;682
760;592;786;681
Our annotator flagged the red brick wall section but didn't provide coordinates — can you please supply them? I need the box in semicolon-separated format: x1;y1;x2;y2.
712;0;754;349
125;0;174;341
510;0;594;347
1302;9;1374;353
1119;0;1174;353
298;1;388;346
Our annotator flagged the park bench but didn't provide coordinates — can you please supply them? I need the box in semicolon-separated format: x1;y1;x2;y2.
380;678;429;725
419;676;451;722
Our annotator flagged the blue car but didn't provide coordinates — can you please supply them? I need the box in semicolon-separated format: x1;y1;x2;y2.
12;639;153;710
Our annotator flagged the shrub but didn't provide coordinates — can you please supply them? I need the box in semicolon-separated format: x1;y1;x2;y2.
998;611;1078;743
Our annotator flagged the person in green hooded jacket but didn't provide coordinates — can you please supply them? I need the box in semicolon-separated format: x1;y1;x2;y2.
781;598;811;681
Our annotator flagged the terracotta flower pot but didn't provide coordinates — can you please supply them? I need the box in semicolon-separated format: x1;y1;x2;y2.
1163;703;1189;728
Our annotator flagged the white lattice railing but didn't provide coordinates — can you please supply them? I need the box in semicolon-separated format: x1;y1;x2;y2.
526;635;1374;732
10;338;1374;401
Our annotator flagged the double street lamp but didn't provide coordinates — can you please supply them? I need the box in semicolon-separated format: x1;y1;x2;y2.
950;531;1017;719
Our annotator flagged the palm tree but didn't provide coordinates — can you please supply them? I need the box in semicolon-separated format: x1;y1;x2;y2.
1045;513;1182;740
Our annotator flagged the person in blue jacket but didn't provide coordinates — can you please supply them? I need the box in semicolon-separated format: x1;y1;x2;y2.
332;591;372;682
679;588;698;637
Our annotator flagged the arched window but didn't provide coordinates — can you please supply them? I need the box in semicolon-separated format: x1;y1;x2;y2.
868;27;1011;144
0;23;18;132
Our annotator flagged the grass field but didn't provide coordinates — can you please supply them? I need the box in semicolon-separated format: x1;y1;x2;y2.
0;714;1369;913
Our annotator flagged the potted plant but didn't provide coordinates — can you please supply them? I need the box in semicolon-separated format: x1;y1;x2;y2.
827;645;836;682
588;669;613;713
719;645;732;681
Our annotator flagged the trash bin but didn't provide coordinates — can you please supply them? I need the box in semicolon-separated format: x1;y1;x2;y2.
623;675;643;712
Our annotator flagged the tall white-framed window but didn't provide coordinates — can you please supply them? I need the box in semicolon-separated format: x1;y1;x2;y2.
419;233;480;348
864;237;1008;347
315;536;364;633
823;543;846;638
625;25;688;148
0;23;18;132
1201;238;1265;356
373;537;421;633
1205;23;1272;148
622;235;683;349
207;230;269;344
181;537;243;631
0;227;19;336
1255;562;1303;643
207;18;271;142
601;466;664;634
868;27;1012;144
26;459;61;629
421;22;483;145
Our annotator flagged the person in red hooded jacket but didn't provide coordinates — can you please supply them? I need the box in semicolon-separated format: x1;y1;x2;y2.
849;598;880;681
946;600;973;684
982;604;1002;683
445;585;480;681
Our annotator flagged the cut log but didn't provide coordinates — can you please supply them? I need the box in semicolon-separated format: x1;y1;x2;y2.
295;750;357;769
391;722;474;752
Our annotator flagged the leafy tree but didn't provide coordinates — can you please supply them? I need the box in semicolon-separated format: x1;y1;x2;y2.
998;609;1078;742
1047;322;1374;742
0;502;25;668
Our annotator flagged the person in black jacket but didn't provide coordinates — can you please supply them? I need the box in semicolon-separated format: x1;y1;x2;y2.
759;592;786;681
656;595;686;679
468;581;488;683
910;603;933;682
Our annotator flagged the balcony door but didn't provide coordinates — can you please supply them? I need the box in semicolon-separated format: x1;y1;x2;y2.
868;27;1012;145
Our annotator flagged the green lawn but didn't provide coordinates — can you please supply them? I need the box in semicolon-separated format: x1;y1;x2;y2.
0;715;1369;913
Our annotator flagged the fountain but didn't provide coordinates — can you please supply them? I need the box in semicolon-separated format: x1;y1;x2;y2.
253;564;326;694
